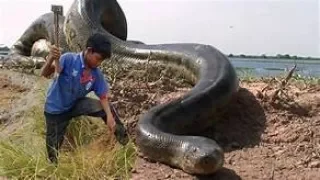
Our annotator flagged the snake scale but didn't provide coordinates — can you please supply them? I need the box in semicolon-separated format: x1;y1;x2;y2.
2;0;239;175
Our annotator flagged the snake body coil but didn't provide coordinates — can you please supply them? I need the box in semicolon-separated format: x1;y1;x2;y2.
5;0;239;175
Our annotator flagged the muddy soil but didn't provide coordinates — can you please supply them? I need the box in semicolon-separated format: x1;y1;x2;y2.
1;63;319;180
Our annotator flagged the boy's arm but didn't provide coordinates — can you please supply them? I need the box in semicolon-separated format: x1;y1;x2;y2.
100;94;116;133
40;56;55;78
93;72;115;133
40;45;61;78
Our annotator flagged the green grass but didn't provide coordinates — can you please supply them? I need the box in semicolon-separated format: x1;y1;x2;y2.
291;73;320;85
0;81;137;180
236;68;320;84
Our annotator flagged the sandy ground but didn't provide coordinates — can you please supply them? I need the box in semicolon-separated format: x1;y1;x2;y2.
0;66;319;180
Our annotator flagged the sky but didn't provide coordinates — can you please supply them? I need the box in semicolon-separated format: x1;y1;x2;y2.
0;0;319;57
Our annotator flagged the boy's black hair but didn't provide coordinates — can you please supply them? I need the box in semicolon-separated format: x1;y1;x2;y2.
86;33;112;59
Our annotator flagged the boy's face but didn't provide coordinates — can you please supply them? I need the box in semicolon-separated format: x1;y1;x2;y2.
85;48;105;68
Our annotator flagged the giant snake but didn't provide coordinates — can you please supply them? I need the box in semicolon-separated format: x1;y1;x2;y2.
2;0;239;175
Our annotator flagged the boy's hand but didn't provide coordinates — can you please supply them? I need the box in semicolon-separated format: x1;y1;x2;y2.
107;115;116;134
49;45;62;74
48;45;61;62
40;45;61;78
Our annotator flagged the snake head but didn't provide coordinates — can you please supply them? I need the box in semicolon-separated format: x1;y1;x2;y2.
181;137;224;175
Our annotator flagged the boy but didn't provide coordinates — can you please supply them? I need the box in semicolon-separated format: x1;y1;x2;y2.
40;33;126;164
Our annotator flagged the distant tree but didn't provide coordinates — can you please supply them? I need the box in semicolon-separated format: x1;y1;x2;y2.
284;54;290;59
261;54;267;58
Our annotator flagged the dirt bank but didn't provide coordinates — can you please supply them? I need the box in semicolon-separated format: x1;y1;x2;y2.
1;65;319;180
0;70;39;124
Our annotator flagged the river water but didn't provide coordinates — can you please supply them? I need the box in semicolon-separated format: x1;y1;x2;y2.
229;58;320;78
1;55;319;78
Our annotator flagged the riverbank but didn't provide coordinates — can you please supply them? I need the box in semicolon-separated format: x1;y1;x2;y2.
0;62;319;179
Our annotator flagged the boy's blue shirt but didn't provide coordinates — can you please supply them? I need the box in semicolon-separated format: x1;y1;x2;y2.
44;52;109;114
